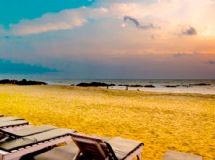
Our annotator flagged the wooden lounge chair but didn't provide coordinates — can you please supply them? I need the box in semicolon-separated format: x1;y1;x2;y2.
35;133;144;160
71;133;144;160
0;128;75;160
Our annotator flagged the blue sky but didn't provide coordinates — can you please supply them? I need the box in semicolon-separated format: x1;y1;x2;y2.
0;0;215;79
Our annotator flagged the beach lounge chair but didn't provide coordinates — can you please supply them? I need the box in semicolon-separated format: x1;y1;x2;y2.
35;133;144;160
71;133;144;160
0;128;75;160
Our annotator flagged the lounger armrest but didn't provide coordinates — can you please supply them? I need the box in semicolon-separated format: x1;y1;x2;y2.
106;137;144;160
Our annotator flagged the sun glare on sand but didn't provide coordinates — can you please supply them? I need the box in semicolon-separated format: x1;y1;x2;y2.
0;85;214;159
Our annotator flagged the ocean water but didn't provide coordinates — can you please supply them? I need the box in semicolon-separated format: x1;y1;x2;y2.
45;79;215;95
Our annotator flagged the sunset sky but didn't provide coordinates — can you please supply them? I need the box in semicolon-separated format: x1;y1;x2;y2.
0;0;215;79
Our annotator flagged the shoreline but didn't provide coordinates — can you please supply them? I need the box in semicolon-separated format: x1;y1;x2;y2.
47;84;215;95
1;84;215;97
47;80;215;95
107;86;215;95
0;78;215;95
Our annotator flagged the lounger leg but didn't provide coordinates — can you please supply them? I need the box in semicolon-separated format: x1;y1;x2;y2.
73;151;81;160
137;153;142;160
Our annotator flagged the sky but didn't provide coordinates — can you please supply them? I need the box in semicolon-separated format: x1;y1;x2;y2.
0;0;215;79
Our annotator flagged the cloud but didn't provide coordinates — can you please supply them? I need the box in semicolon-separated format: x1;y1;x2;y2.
207;61;215;65
44;53;215;79
0;0;214;79
0;59;57;74
124;16;140;27
10;1;165;36
123;16;158;30
181;26;197;36
5;0;215;37
2;1;215;62
0;26;8;38
173;53;193;58
0;26;5;34
9;7;110;36
10;9;87;36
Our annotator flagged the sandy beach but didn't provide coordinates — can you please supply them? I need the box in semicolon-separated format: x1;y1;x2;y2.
0;85;214;160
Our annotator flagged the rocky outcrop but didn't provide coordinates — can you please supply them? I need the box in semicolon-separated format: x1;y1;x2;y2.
189;83;211;86
119;84;155;88
118;84;143;87
165;85;180;88
0;79;47;85
144;85;155;88
144;84;155;88
76;82;115;87
128;85;143;87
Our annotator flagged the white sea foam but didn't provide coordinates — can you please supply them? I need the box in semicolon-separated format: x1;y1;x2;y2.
44;79;215;95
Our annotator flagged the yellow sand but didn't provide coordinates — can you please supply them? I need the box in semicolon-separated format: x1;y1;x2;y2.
0;85;214;159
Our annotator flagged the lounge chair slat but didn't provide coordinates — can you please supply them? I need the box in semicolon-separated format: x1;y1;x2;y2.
0;120;28;128
0;138;34;151
0;117;24;122
1;135;72;160
0;128;74;151
8;125;57;137
26;129;74;141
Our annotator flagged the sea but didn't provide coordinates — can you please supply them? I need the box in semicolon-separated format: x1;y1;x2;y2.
44;79;215;95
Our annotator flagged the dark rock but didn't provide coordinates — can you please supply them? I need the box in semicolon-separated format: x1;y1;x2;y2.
118;84;143;87
0;79;12;84
189;83;211;86
0;79;47;85
165;85;180;88
118;84;128;86
144;85;155;88
17;79;47;85
76;82;115;87
127;85;143;87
